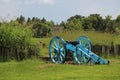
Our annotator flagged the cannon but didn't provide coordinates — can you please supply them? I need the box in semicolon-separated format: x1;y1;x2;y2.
49;36;109;64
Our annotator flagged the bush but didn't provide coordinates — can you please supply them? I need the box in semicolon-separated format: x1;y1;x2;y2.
0;26;32;47
32;23;51;38
0;26;39;61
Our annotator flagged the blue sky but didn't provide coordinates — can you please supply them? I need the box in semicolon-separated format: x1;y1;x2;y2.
0;0;120;23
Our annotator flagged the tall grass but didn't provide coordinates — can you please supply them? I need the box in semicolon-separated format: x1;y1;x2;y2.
0;26;32;47
36;30;120;56
0;26;39;61
53;30;118;45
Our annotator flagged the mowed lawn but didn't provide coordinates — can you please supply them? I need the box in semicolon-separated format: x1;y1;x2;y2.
0;58;120;80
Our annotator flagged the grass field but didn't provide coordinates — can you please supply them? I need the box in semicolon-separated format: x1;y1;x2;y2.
0;58;120;80
36;30;120;56
0;30;119;80
36;30;119;46
53;30;119;45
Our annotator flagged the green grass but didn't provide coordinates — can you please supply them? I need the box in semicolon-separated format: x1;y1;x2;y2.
0;58;120;80
53;30;119;45
34;30;119;46
35;30;120;56
0;30;120;80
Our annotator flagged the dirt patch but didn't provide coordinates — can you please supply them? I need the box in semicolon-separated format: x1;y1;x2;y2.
65;61;76;65
109;59;119;64
39;64;55;69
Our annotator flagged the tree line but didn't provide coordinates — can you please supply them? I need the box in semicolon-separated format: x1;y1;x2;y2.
1;14;120;36
0;15;54;38
60;14;120;33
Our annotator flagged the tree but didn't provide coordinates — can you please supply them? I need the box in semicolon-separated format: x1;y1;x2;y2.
32;17;36;22
41;17;46;23
49;20;54;26
17;15;25;24
65;15;84;30
104;15;115;32
116;15;120;22
82;17;93;30
27;17;31;23
88;14;104;31
66;17;82;30
60;21;66;28
32;23;51;37
67;15;84;22
115;15;120;31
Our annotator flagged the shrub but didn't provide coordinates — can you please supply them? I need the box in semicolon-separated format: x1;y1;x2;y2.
32;23;51;38
0;26;39;61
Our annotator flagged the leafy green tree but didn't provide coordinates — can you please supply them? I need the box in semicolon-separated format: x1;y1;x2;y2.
115;15;120;32
27;17;31;23
88;14;104;31
16;15;25;24
60;21;66;28
41;17;46;23
66;17;82;30
49;20;54;26
116;15;120;22
32;23;51;37
32;17;36;22
104;15;115;32
67;15;84;22
82;17;93;30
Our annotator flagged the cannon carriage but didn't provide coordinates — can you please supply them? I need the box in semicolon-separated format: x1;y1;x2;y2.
49;36;109;64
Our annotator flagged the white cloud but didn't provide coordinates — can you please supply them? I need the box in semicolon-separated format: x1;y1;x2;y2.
23;0;36;4
0;0;20;21
0;0;11;3
0;0;55;21
23;0;55;5
42;0;55;5
0;0;55;5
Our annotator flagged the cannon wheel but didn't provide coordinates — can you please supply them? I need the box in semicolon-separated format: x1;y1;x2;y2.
49;36;66;64
77;36;92;51
74;36;92;64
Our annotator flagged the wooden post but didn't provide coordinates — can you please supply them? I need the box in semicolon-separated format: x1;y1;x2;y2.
107;46;110;58
118;45;120;56
102;45;105;56
114;45;118;56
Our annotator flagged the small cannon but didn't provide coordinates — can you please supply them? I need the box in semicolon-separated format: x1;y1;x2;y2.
49;36;109;64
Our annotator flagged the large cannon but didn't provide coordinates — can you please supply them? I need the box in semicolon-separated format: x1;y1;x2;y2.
49;36;109;64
